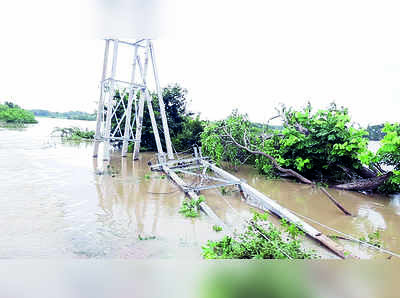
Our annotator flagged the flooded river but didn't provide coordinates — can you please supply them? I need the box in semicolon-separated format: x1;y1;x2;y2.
0;118;399;259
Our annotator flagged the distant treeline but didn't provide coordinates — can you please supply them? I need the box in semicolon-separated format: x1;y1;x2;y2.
254;121;386;141
31;109;96;121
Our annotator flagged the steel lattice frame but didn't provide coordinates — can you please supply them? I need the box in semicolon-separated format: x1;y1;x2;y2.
93;39;174;162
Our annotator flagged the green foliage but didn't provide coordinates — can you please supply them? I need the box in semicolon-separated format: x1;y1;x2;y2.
213;225;223;232
359;123;400;193
138;235;156;240
30;109;96;121
110;84;204;153
179;195;205;218
220;186;232;196
359;230;383;248
202;212;317;259
376;123;400;170
0;102;37;124
201;103;370;183
52;127;95;140
201;110;258;169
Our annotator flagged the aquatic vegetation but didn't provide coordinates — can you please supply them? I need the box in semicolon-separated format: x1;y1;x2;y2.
220;186;232;196
179;195;205;218
359;230;383;248
138;235;156;240
202;212;318;259
0;102;37;124
52;127;95;140
212;225;223;232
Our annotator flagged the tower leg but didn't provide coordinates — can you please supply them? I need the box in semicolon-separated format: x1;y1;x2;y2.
93;39;110;157
149;41;174;160
145;90;164;156
133;90;145;160
103;40;119;161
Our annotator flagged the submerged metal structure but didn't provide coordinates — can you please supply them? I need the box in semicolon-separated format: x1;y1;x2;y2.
93;38;174;161
92;39;350;259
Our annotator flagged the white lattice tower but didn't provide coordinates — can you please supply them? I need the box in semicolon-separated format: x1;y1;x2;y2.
92;39;174;162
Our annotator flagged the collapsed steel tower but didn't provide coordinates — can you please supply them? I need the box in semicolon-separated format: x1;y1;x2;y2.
93;39;174;162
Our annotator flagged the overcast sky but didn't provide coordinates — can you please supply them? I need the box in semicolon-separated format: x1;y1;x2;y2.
0;0;399;125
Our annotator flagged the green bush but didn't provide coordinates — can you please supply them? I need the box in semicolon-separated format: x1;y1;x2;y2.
202;212;317;259
201;103;400;193
52;127;95;140
179;195;205;218
0;103;37;123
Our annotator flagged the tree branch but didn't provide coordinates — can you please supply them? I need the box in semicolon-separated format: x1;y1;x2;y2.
221;127;353;216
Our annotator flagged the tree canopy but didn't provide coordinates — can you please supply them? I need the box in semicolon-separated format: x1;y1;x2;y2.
110;84;204;153
201;103;400;194
0;102;37;124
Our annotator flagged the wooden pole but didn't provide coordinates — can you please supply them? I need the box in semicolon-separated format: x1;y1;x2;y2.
93;39;110;157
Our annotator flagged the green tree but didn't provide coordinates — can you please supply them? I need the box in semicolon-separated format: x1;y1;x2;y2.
0;102;37;123
110;84;204;152
201;103;399;193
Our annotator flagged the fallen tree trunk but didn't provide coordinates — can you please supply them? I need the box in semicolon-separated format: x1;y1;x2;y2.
333;172;392;191
222;128;353;216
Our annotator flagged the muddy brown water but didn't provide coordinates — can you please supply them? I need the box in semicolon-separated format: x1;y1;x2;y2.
0;118;399;259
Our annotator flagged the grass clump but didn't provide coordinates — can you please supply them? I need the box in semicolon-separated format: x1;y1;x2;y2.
359;230;383;248
202;212;318;259
138;235;156;241
52;127;94;140
213;225;223;232
179;195;205;218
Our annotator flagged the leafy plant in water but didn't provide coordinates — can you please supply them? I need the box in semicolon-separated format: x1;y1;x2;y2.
213;225;223;232
179;195;205;218
138;235;156;240
359;230;383;248
52;126;95;140
202;212;318;259
220;186;232;196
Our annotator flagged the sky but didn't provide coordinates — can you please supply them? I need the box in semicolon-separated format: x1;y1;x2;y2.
0;0;399;126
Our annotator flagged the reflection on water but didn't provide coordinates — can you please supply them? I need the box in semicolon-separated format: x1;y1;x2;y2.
0;118;399;259
389;194;400;216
